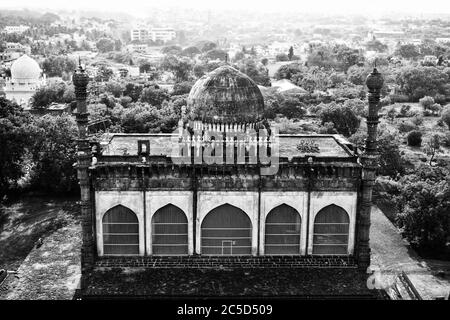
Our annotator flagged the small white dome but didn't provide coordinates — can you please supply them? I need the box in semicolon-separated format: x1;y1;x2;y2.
11;54;42;81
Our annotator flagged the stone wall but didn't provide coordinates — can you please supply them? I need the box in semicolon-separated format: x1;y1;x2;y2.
94;190;358;258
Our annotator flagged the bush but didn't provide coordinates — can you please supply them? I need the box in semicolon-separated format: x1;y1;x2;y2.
407;130;422;146
385;106;398;121
308;103;324;115
434;93;446;104
420;96;442;116
398;121;417;133
411;115;424;126
318;122;338;134
276;53;289;61
441;132;450;147
399;104;411;116
343;98;367;117
430;103;443;116
419;95;435;110
379;96;392;107
441;105;450;130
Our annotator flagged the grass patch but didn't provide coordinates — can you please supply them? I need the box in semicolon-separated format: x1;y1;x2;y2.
0;196;80;270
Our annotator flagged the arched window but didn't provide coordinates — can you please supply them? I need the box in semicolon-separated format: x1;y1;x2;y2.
151;204;188;255
102;205;139;255
201;204;251;256
265;204;301;255
313;204;349;255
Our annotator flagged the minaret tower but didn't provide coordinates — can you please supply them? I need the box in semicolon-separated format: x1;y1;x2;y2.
357;68;383;270
73;61;94;286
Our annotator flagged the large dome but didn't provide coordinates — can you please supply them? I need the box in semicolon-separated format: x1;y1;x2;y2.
187;65;264;123
11;54;42;81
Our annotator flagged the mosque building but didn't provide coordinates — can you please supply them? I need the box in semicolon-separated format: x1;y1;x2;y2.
3;54;46;106
72;63;384;298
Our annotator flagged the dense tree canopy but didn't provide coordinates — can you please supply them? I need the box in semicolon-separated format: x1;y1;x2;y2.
172;81;193;96
161;45;183;55
139;85;170;106
161;55;193;82
236;59;270;86
349;126;405;177
42;56;77;78
32;81;75;108
96;38;115;53
395;66;449;101
365;39;388;53
203;49;228;61
0;98;33;195
395;165;450;257
318;103;360;136
307;44;364;72
181;46;201;57
395;43;420;60
28;114;78;193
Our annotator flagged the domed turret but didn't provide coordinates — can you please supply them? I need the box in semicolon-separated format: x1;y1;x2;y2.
187;65;265;123
366;68;384;92
11;54;42;81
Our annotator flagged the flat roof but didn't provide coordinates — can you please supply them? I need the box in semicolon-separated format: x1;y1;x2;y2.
100;133;355;159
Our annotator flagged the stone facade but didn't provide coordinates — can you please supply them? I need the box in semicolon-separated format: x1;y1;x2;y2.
74;65;383;296
93;189;357;257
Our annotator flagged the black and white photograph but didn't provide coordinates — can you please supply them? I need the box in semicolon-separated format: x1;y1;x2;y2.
0;0;449;308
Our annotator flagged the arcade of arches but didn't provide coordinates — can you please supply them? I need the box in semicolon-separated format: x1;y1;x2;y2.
95;191;357;257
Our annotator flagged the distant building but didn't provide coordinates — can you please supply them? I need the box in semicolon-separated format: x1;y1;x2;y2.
0;43;31;62
126;43;148;53
130;25;176;43
24;102;71;116
422;55;437;65
436;38;450;44
3;54;46;106
3;25;30;34
372;30;405;40
149;28;176;42
130;25;149;42
0;51;22;63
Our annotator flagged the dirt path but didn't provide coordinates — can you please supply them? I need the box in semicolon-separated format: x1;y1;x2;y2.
1;223;81;300
370;205;450;300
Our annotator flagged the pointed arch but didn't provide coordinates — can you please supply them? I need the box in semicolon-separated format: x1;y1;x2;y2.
264;204;301;255
201;203;252;256
151;204;188;255
102;205;139;255
312;204;349;255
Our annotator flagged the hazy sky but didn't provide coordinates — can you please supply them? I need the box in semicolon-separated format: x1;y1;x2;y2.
1;0;450;16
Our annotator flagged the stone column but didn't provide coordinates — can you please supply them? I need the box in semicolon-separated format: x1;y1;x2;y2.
73;63;94;287
357;68;383;270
